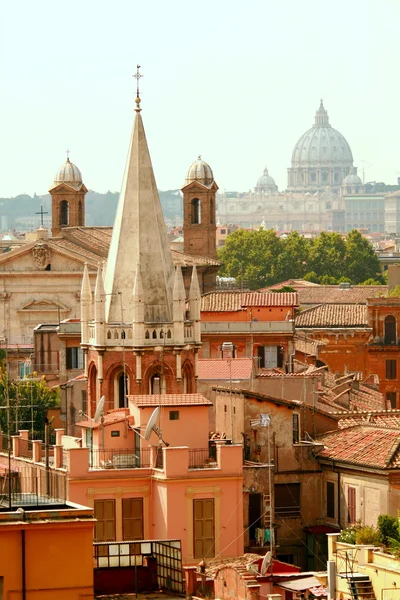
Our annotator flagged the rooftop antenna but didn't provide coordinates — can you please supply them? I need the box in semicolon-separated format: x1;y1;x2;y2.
144;406;169;446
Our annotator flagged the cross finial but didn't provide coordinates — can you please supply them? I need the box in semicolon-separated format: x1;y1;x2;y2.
66;148;71;161
133;64;143;112
35;205;48;227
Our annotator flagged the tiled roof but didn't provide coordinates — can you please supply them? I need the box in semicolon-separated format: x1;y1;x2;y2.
317;425;400;469
128;393;212;407
297;285;387;306
201;291;298;312
338;410;400;430
77;408;132;429
198;358;253;380
295;304;368;328
55;226;220;267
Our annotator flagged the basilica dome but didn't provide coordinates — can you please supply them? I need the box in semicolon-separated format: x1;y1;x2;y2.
342;168;362;186
255;167;277;193
287;101;354;192
54;157;83;187
185;156;214;186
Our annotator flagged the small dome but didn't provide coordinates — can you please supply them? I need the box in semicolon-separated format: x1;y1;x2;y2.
54;157;82;186
343;168;362;186
256;167;277;190
185;156;214;186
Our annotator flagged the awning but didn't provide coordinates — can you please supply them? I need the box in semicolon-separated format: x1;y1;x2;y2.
278;576;325;592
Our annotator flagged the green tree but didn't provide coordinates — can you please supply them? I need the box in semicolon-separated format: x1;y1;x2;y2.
218;229;281;289
0;371;59;440
274;232;310;282
344;230;383;284
308;232;347;280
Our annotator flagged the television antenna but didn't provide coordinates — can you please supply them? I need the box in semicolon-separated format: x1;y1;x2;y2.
144;406;169;446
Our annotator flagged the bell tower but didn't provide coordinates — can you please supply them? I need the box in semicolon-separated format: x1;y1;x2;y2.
49;155;87;236
182;156;218;259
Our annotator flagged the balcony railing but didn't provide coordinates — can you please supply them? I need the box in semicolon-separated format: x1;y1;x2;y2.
201;321;293;334
89;447;151;470
189;448;218;469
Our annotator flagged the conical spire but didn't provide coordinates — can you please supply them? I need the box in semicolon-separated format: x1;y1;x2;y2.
104;102;174;325
189;266;201;342
94;263;106;346
173;266;186;344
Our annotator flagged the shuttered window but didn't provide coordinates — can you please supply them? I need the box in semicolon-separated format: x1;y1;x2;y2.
386;360;397;380
348;487;356;523
193;499;215;559
122;498;144;540
94;499;116;542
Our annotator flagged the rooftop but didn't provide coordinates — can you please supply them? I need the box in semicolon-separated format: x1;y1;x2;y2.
295;304;368;328
317;424;400;469
201;291;298;312
128;393;212;407
198;358;253;380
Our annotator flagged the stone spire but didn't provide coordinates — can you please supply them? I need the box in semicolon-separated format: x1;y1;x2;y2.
104;101;174;325
189;266;201;343
94;263;106;346
80;263;92;345
173;266;186;344
132;263;145;346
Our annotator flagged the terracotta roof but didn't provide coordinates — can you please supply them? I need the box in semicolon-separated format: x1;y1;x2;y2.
338;410;400;429
77;408;131;429
201;291;298;312
128;393;212;407
317;425;400;469
198;358;253;380
58;226;220;267
295;304;368;328
297;285;387;306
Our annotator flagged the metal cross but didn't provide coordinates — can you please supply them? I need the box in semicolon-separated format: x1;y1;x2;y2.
35;205;48;227
66;148;71;160
133;64;143;98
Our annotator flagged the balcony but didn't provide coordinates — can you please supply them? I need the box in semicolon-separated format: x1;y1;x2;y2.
89;447;152;470
201;321;293;334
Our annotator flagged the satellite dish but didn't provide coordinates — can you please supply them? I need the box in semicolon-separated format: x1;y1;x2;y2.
144;407;160;440
94;396;105;423
260;551;272;576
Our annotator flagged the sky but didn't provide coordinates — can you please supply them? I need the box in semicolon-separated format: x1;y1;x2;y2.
1;0;399;198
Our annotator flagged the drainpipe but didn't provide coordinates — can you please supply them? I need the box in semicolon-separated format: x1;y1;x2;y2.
18;508;26;600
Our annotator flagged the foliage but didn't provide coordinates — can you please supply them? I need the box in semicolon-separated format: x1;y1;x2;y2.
388;285;400;297
355;525;380;545
361;278;384;286
0;370;59;440
377;514;400;547
271;286;296;293
338;524;358;544
218;229;385;289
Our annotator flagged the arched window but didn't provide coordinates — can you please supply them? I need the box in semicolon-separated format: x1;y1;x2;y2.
384;315;397;345
60;200;69;226
107;330;112;339
191;198;201;224
78;201;83;225
118;373;128;408
150;373;165;395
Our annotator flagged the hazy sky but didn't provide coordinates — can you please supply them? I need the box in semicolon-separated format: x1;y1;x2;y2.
1;0;399;198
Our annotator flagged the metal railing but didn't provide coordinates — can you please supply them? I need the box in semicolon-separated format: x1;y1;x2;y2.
89;448;151;470
336;548;359;578
189;448;217;469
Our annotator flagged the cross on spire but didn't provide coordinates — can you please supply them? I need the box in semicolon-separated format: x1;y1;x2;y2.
35;205;48;227
66;148;71;161
133;65;143;111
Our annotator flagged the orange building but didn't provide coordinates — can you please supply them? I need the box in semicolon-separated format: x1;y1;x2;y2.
200;291;297;370
0;499;94;599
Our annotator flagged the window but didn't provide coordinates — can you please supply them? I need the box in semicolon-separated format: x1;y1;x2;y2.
292;413;300;444
122;498;143;540
191;198;201;224
18;361;30;379
384;315;397;344
327;481;335;519
387;392;397;409
150;373;165;394
66;347;84;369
60;200;69;226
169;410;179;420
81;390;87;415
274;483;300;517
347;486;356;523
94;499;116;541
193;499;215;559
220;229;226;235
78;201;83;225
257;345;283;369
386;359;397;380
